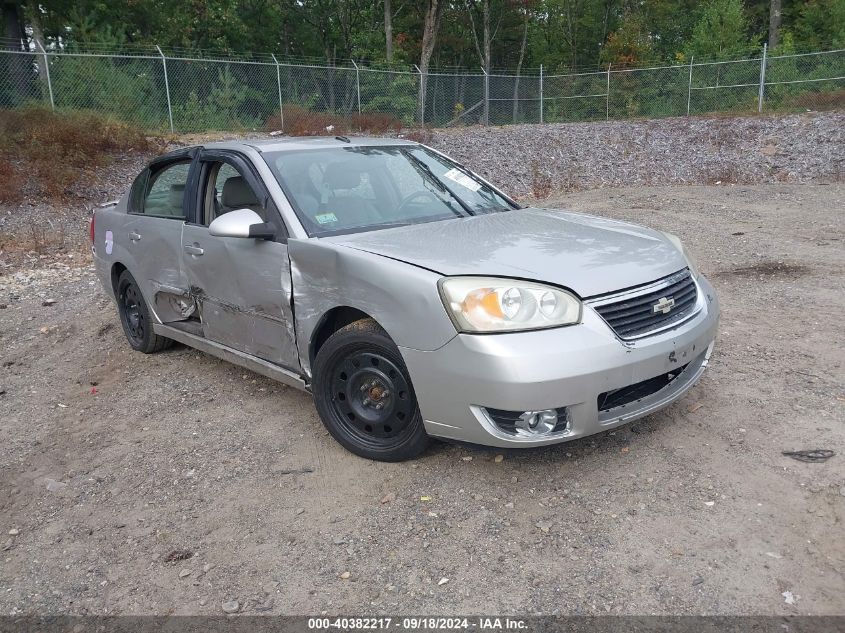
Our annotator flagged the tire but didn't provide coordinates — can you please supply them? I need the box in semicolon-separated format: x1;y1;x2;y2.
312;319;430;461
116;270;172;354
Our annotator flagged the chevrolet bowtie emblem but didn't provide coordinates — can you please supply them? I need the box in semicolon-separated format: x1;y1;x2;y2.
653;296;675;314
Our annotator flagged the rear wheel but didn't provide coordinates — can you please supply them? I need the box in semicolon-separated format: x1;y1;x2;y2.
116;270;172;353
312;319;429;461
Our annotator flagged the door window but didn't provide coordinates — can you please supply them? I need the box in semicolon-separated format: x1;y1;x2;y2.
142;161;191;218
203;161;266;226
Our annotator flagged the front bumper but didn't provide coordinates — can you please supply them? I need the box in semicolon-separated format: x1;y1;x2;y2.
400;274;720;448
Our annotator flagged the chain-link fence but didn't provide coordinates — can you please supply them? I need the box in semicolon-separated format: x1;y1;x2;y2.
1;44;842;133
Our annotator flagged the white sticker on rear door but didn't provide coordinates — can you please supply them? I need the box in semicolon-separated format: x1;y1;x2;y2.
443;168;481;192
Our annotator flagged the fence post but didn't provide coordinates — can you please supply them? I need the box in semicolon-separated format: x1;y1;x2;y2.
757;43;768;113
156;45;174;134
414;64;425;126
271;54;284;132
350;59;362;117
482;66;490;125
606;63;611;121
35;40;54;110
539;64;543;124
686;55;694;116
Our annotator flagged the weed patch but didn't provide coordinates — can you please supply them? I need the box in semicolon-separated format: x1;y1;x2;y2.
0;106;160;202
265;106;408;137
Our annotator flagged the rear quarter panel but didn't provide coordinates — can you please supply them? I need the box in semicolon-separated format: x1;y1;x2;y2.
92;196;134;301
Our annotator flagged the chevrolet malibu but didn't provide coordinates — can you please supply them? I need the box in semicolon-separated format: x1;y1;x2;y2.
91;137;719;461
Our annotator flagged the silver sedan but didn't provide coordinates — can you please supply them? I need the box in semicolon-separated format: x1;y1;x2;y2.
91;137;719;461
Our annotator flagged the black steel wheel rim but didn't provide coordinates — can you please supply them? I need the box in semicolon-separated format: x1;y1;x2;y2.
120;283;145;344
329;350;415;447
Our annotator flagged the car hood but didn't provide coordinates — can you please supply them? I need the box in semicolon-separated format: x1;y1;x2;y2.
325;207;687;298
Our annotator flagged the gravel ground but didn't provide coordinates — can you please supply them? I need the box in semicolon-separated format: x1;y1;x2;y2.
1;183;843;616
432;112;845;198
0;152;152;272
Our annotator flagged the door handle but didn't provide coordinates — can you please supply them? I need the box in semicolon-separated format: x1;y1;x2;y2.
184;244;204;256
128;231;142;242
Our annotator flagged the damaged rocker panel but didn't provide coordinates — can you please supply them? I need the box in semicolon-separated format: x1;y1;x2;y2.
153;323;308;392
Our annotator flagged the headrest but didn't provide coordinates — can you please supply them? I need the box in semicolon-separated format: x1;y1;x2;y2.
168;184;185;210
323;161;362;190
221;176;259;208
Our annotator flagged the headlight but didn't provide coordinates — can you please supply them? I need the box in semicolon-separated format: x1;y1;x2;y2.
662;232;700;279
438;277;582;333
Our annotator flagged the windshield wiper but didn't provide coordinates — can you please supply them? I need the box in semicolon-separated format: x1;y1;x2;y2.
473;205;510;214
422;149;522;210
401;149;475;217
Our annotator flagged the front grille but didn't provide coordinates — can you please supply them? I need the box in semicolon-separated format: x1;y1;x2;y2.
485;407;569;435
591;269;698;339
598;363;689;412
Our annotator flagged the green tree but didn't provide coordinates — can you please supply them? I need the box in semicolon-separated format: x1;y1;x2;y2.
686;0;757;59
791;0;845;49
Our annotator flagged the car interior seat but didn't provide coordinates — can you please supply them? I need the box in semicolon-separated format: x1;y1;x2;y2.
321;161;380;227
220;176;263;218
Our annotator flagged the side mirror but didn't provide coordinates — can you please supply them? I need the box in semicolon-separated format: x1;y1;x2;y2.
208;208;275;240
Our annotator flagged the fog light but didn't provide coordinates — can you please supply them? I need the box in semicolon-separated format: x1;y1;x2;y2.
516;409;558;435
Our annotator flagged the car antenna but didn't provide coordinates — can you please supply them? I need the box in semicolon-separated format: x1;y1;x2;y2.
335;135;351;143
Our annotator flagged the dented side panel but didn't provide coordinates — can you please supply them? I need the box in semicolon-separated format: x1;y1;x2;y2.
181;224;299;371
93;195;190;324
288;239;457;378
152;285;196;323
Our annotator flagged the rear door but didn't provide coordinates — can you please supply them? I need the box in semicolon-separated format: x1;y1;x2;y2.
180;149;299;370
122;150;197;323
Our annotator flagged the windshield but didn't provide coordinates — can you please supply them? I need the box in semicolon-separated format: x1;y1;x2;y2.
263;145;517;236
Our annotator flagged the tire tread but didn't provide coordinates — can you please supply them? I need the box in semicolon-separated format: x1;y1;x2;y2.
313;318;429;461
117;270;173;354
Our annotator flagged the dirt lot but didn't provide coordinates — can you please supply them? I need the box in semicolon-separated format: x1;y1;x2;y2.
1;183;843;616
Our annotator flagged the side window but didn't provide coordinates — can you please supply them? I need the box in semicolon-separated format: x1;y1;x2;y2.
142;161;191;218
203;161;266;226
127;169;149;213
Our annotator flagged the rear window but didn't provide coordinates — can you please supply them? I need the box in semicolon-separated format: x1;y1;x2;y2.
130;160;192;218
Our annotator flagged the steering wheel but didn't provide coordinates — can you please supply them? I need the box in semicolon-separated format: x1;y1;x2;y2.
397;190;440;215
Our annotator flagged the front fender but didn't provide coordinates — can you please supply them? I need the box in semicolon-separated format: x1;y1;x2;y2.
288;239;457;378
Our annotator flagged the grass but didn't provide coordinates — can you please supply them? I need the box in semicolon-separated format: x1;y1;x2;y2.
0;106;160;204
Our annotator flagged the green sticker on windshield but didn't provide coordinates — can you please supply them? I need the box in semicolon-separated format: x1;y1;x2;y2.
315;213;338;225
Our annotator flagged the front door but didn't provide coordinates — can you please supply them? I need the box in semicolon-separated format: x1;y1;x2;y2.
180;151;299;371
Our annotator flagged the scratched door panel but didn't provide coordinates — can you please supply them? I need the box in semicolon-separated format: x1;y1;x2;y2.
181;223;299;371
122;214;188;322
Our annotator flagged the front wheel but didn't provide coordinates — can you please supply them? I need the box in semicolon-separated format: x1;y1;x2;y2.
312;319;430;461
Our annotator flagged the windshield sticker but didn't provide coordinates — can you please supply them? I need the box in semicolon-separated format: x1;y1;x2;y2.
443;168;481;192
315;213;338;225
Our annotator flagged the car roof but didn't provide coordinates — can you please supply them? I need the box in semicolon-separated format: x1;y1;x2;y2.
203;136;419;153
